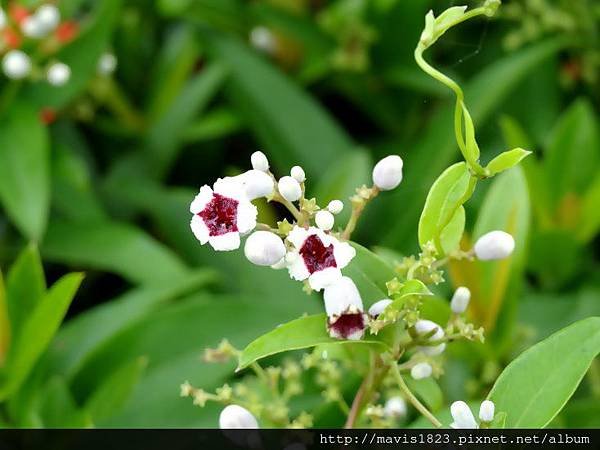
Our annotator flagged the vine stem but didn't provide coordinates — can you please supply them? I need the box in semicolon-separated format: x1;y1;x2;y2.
391;362;442;428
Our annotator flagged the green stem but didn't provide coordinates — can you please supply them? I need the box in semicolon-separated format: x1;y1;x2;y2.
272;193;304;224
342;188;379;240
391;362;442;428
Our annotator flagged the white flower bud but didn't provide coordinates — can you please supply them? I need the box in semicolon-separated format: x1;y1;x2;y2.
219;404;259;429
98;52;117;75
327;199;344;215
450;401;478;429
278;176;301;202
239;169;274;200
368;298;392;318
450;286;471;314
35;4;60;32
372;155;403;191
21;16;46;38
2;50;31;80
479;400;495;423
244;231;286;267
414;319;446;356
383;397;407;418
474;230;515;261
315;210;334;231
411;362;432;380
250;26;276;54
47;62;71;86
250;150;269;172
290;165;305;183
324;277;366;341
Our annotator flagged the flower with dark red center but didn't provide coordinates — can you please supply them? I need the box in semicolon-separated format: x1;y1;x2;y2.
286;226;355;291
190;178;257;251
324;276;367;340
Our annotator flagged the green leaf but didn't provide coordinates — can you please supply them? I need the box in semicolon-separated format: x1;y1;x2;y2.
0;103;50;241
238;314;388;370
42;220;190;285
344;243;397;305
488;317;600;428
5;244;46;344
418;162;474;254
0;271;9;366
24;0;122;108
203;30;354;177
37;377;91;428
461;102;481;166
0;273;83;400
486;148;532;176
439;206;465;255
85;357;147;423
578;172;600;243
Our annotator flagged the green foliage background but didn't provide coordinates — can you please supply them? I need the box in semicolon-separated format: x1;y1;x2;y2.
0;0;599;428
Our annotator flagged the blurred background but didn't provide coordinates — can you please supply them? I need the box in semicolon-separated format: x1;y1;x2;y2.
0;0;599;428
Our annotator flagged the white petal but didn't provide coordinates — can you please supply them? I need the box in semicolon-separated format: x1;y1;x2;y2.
190;186;213;214
315;210;334;231
239;169;274;200
474;230;515;260
288;253;310;281
450;401;478;429
209;232;240;251
244;231;286;266
333;241;356;269
250;150;269;172
287;226;310;249
411;362;432;380
368;299;393;317
309;266;342;292
278;176;302;202
327;200;344;215
479;400;495;422
290;165;306;183
323;276;363;316
213;177;246;201
190;215;209;244
236;201;258;234
419;343;446;356
219;405;259;429
384;397;407;418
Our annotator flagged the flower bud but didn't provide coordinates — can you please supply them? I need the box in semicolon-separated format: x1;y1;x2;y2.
368;298;392;318
21;16;45;38
479;400;495;423
327;199;344;215
2;50;31;79
324;276;366;340
250;26;276;54
372;155;403;191
47;62;71;86
414;319;446;356
290;165;305;183
474;230;515;261
98;52;117;75
278;176;302;202
315;210;334;231
219;404;259;429
411;362;432;380
244;231;286;266
450;286;470;314
36;4;60;32
239;170;274;200
250;150;269;172
450;401;478;429
383;397;407;418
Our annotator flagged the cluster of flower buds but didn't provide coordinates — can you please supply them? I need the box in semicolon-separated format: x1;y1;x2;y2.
189;150;405;341
450;400;495;429
0;2;78;85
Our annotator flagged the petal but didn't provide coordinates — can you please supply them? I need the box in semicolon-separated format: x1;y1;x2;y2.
190;215;209;244
287;226;310;249
333;241;356;269
323;276;363;315
419;343;446;356
236;201;258;234
190;185;213;214
309;266;342;292
213;177;246;201
209;232;241;251
287;253;310;281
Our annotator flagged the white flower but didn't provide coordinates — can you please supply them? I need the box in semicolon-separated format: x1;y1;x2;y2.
368;298;392;318
219;404;259;429
250;26;276;54
383;397;407;419
450;401;478;429
190;178;257;251
244;231;286;267
35;4;60;32
450;286;471;314
372;155;403;191
290;165;305;183
250;150;269;172
474;230;515;261
278;176;302;202
2;50;31;79
479;400;495;423
411;362;432;380
98;52;117;75
286;226;355;291
21;16;46;38
236;169;274;200
327;199;344;215
414;319;446;356
323;276;367;340
315;210;334;231
47;62;71;86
